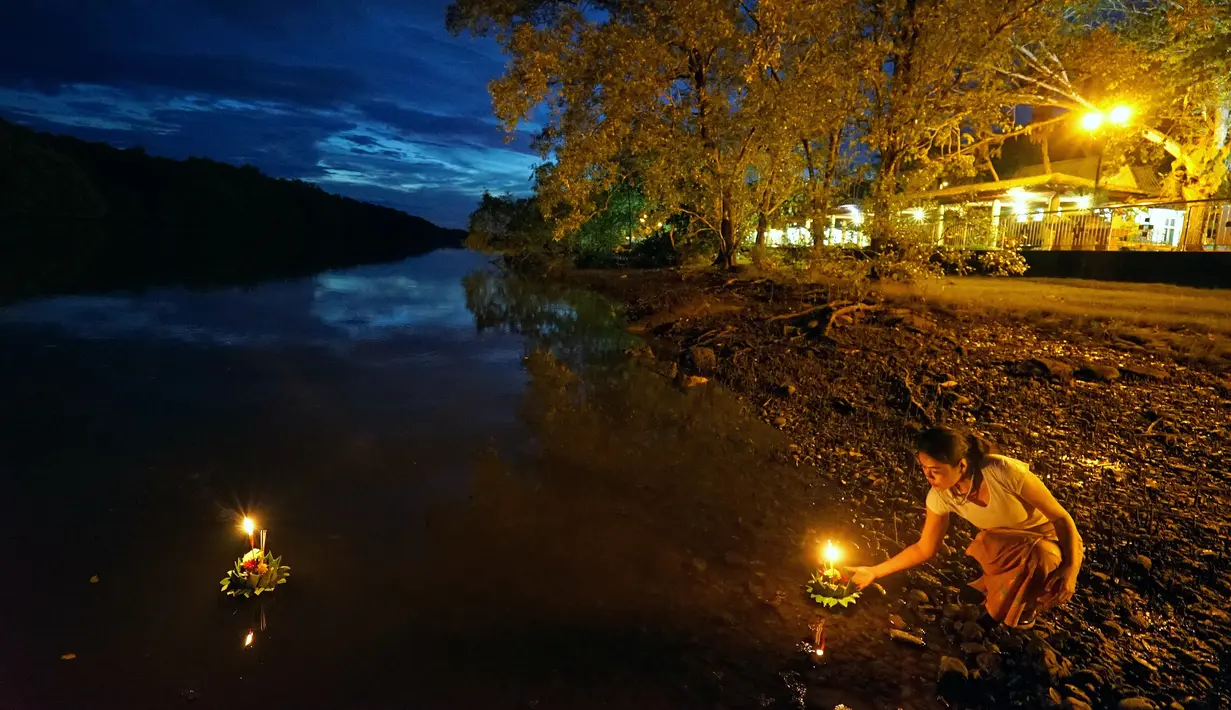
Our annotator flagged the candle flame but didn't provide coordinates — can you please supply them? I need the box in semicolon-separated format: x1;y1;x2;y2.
815;648;824;656
242;518;255;536
244;630;254;647
823;540;841;566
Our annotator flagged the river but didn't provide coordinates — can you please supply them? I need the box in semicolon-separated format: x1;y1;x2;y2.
0;249;855;709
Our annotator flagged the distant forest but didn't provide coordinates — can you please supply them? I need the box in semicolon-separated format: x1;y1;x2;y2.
0;118;464;302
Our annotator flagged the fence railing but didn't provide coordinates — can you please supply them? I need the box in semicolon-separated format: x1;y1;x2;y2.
762;199;1231;252
955;199;1231;252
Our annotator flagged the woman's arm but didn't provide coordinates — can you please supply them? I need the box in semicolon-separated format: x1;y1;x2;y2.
1017;473;1083;605
849;509;949;588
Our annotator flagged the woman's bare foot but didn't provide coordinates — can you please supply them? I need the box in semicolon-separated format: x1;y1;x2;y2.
1012;606;1037;630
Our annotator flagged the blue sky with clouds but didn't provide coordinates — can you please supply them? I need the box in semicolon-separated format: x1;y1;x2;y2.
0;0;539;228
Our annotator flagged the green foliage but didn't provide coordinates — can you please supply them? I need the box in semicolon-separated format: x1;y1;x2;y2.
467;191;557;255
806;567;861;609
574;182;650;265
220;549;291;598
935;248;977;276
977;248;1030;277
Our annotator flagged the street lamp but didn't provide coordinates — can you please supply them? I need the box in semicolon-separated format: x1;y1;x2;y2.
1079;105;1133;192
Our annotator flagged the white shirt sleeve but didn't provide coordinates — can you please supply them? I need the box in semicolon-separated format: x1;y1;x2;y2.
989;455;1044;495
925;487;949;515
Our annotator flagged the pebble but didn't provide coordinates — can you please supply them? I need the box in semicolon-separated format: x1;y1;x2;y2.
1064;698;1093;710
960;642;988;655
1134;555;1153;572
1118;699;1158;710
1063;684;1092;705
1035;646;1064;683
1076;364;1121;382
975;652;1001;676
1068;669;1103;688
1020;357;1075;381
889;630;926;648
906;589;930;605
1121;364;1170;381
937;656;969;683
1130;654;1159;674
958;621;984;642
1047;687;1063;708
888;614;907;630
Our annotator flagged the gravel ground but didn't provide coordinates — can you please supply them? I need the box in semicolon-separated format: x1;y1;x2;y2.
570;267;1231;710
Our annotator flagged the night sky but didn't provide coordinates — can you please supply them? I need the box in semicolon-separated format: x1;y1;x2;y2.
0;0;538;228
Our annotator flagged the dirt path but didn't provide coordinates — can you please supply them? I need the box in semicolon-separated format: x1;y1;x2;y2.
568;267;1231;710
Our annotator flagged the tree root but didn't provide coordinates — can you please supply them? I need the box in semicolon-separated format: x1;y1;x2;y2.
823;303;880;337
765;301;881;338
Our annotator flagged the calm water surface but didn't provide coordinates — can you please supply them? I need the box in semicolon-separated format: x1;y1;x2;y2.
0;250;832;709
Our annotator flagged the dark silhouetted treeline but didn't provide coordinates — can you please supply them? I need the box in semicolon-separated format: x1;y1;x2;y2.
0;118;464;303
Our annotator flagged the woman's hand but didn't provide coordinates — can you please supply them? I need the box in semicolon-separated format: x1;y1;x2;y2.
1041;564;1078;607
847;566;878;590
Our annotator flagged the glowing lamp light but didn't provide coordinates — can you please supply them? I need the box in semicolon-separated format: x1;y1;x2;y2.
244;630;255;648
910;207;927;223
1109;105;1132;126
1074;195;1093;210
1080;111;1104;132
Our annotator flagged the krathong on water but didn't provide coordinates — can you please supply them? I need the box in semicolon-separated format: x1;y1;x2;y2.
221;518;291;598
806;540;860;609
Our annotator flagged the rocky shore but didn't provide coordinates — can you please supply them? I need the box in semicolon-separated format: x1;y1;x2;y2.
569;267;1231;710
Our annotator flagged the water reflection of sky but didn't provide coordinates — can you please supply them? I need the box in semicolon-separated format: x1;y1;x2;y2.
0;249;493;348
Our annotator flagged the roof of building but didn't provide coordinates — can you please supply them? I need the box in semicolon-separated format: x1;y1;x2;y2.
909;156;1163;202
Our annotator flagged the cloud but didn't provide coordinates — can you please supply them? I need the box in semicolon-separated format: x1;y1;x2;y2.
0;0;536;228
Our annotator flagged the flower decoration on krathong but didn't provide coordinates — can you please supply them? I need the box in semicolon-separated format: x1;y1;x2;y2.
806;540;860;609
221;548;290;598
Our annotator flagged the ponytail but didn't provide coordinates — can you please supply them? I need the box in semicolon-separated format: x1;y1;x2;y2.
963;432;998;473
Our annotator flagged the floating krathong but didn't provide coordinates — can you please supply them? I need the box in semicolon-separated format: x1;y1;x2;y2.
806;540;860;608
221;547;291;598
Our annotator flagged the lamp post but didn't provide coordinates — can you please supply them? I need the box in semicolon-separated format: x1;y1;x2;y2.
1080;105;1133;193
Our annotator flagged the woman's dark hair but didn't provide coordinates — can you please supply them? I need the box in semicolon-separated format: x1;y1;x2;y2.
915;426;999;501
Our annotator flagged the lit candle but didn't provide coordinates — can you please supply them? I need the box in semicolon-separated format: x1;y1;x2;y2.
823;540;842;573
259;529;267;555
244;629;255;648
242;517;256;549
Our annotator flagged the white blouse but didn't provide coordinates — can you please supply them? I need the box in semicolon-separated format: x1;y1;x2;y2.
925;455;1051;531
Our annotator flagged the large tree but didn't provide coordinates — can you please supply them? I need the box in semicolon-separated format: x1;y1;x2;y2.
449;0;868;267
1006;0;1231;249
849;0;1064;249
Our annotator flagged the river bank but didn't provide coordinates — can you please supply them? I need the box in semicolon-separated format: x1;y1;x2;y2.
566;266;1231;710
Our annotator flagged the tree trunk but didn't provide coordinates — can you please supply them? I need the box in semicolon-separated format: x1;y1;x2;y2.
755;210;768;248
1180;198;1211;252
717;192;737;269
868;151;900;253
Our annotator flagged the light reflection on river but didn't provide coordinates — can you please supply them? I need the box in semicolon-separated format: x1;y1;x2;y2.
0;249;853;709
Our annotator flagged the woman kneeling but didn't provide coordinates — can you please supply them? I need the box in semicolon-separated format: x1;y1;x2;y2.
849;426;1083;629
